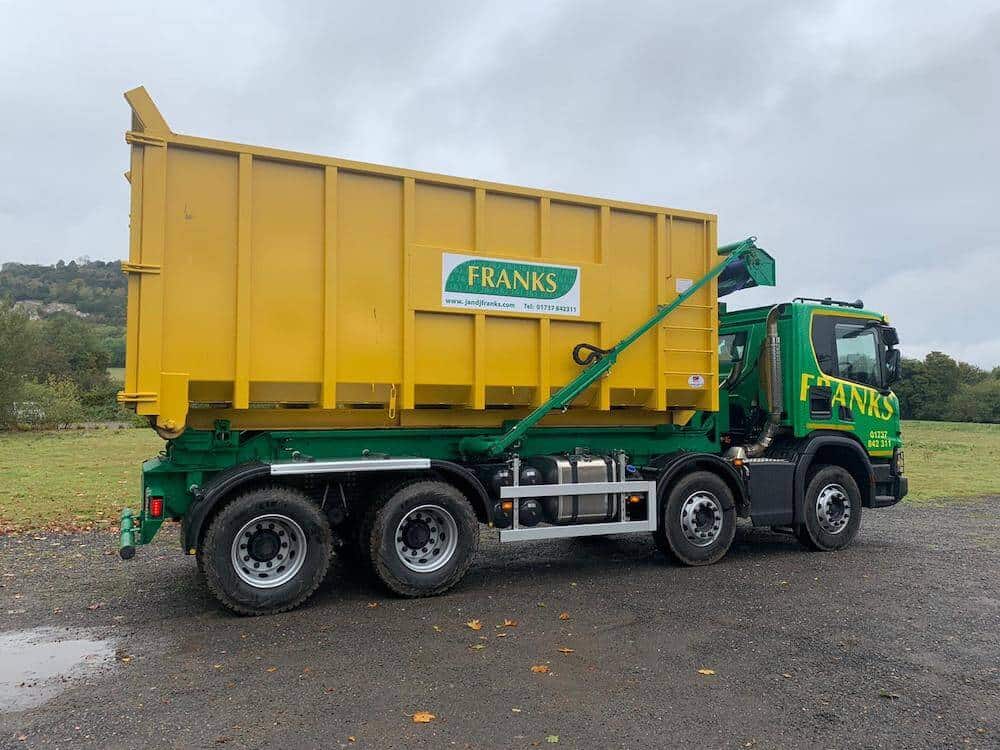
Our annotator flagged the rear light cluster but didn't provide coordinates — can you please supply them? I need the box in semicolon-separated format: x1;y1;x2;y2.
149;496;164;518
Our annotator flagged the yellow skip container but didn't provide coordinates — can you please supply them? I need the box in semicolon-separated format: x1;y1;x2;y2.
119;87;721;436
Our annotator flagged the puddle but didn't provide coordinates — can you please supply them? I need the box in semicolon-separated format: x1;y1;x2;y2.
0;627;115;712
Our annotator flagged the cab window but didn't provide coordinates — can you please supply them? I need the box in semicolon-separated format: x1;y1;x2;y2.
812;315;883;388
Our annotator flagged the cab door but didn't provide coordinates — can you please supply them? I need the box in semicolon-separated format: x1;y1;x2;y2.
795;310;900;457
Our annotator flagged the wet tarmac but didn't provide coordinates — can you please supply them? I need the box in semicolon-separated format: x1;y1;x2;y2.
0;499;998;748
0;628;114;712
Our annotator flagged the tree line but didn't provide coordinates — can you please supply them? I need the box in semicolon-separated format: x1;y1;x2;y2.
0;259;126;325
0;303;135;427
894;352;1000;423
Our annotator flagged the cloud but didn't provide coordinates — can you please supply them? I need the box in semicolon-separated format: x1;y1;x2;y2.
859;247;1000;368
0;0;997;366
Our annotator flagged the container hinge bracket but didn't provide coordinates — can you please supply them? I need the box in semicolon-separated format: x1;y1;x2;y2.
125;131;166;148
121;262;161;275
117;391;157;404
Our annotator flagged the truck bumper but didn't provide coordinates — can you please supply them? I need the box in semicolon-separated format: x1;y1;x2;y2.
872;475;907;507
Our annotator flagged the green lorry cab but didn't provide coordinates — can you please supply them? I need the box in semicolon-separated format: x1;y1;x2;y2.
119;238;907;616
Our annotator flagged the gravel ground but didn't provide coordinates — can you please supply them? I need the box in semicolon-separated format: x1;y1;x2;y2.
1;499;998;750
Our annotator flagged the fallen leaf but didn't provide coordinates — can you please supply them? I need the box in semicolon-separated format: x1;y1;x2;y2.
531;665;551;674
557;647;574;655
348;737;356;743
367;602;379;609
119;655;132;664
546;735;560;743
559;612;570;621
503;618;518;628
466;619;483;631
697;668;716;676
213;664;223;670
469;644;486;651
496;632;509;638
512;708;522;713
412;711;436;723
86;603;103;611
266;667;278;673
432;625;443;632
781;673;792;679
878;690;901;700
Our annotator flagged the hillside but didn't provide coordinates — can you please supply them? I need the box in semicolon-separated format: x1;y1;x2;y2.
0;259;126;325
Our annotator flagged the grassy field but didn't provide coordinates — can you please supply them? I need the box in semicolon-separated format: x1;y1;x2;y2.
0;429;163;532
0;421;996;532
900;421;999;501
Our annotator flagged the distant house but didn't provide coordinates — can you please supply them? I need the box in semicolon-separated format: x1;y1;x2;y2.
12;300;89;320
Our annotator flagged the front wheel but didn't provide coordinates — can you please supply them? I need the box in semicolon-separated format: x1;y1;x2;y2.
795;465;862;551
363;480;479;597
200;486;332;616
654;471;737;566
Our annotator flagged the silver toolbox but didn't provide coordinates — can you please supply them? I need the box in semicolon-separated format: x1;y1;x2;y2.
526;454;618;525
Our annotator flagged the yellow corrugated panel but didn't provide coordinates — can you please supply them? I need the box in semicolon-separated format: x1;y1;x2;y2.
119;87;718;435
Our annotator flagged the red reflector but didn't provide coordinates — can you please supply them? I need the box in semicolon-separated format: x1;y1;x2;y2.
149;497;164;518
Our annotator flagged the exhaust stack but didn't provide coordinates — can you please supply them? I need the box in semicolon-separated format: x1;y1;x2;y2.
738;304;784;459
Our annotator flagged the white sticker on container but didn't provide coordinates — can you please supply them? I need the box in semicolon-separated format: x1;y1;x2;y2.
441;252;581;317
675;278;693;293
688;374;705;388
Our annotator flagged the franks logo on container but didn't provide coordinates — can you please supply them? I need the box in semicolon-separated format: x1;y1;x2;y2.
441;253;581;316
687;374;705;388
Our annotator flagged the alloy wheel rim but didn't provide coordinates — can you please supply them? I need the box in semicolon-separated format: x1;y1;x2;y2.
815;483;851;534
230;514;307;588
394;504;459;573
679;491;724;547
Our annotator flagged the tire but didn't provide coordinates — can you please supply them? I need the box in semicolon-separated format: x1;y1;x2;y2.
362;480;479;597
200;486;332;616
795;465;862;551
654;471;737;566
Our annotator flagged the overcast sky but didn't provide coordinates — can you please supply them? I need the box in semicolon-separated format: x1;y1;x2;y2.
1;0;997;366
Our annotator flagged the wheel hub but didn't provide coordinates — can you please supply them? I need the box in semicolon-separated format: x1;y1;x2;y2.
816;483;851;534
394;504;460;573
401;519;432;550
679;491;724;547
247;530;281;562
230;514;306;588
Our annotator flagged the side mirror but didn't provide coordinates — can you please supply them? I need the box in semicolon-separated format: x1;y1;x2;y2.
881;326;899;347
886;348;902;386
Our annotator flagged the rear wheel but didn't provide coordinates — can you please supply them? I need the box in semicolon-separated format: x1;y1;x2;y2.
795;465;862;551
654;471;736;566
362;480;479;597
200;486;332;616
